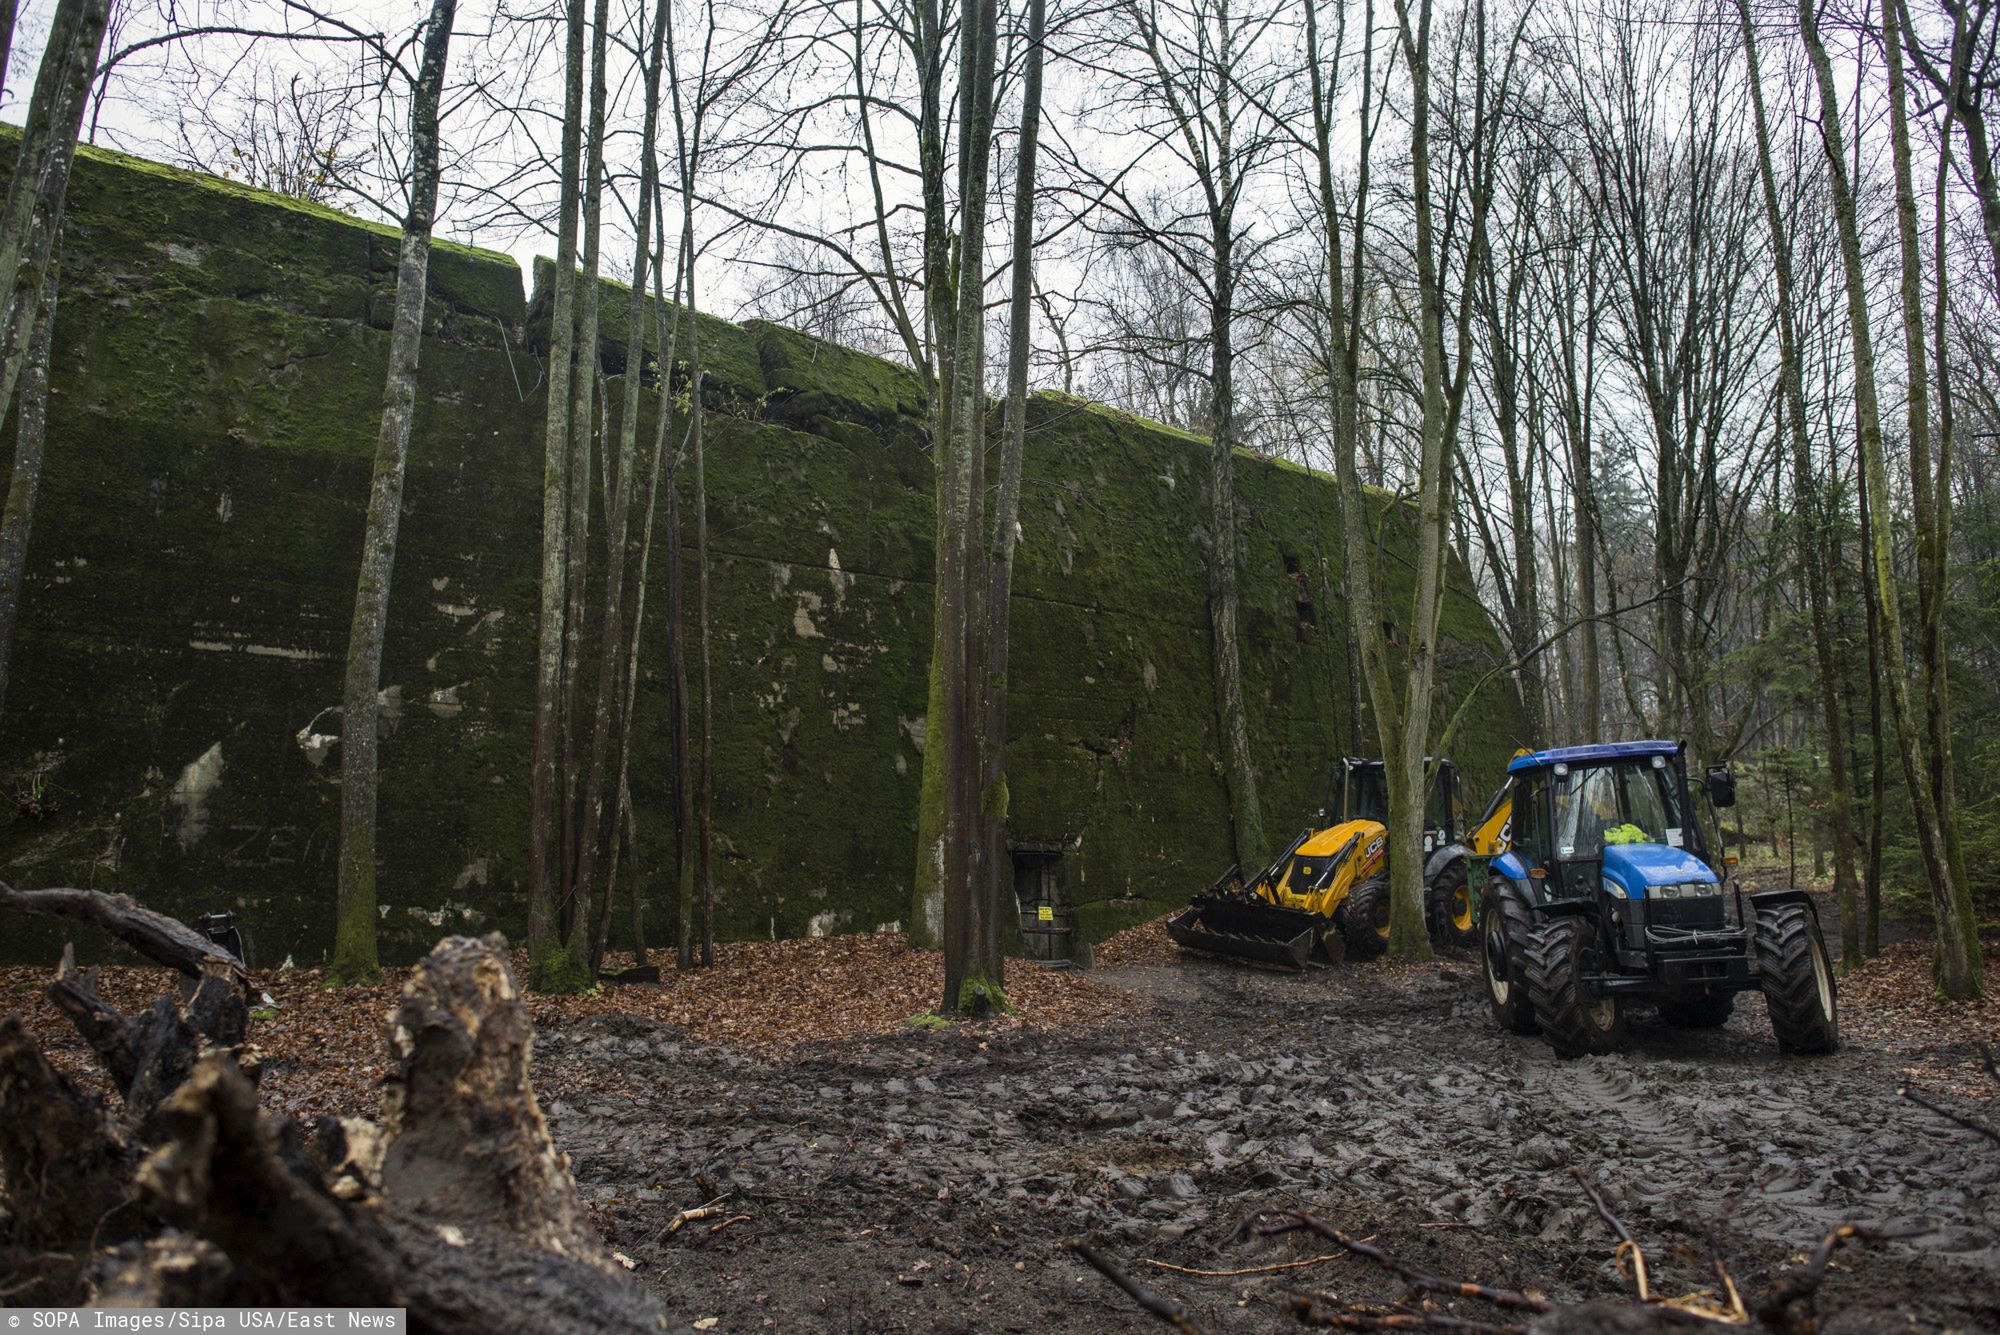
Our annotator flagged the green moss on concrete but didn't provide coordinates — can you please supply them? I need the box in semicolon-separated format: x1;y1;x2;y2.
0;138;1529;968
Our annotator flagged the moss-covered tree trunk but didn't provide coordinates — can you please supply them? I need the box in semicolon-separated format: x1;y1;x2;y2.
979;0;1046;978
330;0;457;985
528;0;588;989
0;0;105;422
1799;0;1981;999
939;0;1002;1017
0;0;107;698
0;257;56;722
1732;0;1861;962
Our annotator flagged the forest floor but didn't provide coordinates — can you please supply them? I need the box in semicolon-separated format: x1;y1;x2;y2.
4;915;1998;1332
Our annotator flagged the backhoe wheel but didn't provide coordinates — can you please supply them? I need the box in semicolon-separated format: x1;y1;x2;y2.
1656;992;1734;1029
1481;890;1538;1035
1340;876;1392;959
1426;859;1478;953
1524;918;1625;1058
1756;903;1839;1054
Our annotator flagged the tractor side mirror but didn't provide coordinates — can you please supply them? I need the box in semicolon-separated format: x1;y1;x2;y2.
1705;766;1737;809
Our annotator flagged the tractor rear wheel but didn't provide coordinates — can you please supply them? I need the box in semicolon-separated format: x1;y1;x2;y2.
1656;992;1734;1029
1426;859;1478;953
1481;889;1538;1034
1524;918;1625;1058
1756;903;1839;1054
1339;876;1391;958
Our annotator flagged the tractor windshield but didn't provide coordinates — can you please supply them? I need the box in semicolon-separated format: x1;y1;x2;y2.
1550;760;1687;860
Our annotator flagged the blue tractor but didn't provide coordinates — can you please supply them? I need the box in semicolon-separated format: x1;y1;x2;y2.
1479;741;1838;1058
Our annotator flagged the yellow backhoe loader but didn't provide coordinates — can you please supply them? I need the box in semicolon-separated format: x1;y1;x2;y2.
1166;756;1517;969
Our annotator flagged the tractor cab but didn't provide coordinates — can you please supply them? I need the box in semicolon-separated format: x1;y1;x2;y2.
1480;740;1838;1059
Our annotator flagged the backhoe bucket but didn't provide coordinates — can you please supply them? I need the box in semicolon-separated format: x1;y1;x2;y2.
1166;897;1320;971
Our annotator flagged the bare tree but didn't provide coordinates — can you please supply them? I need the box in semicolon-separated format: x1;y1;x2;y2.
329;0;460;985
1798;0;1983;998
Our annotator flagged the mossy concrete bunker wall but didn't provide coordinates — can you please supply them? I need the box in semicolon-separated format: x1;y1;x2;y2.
0;144;1532;965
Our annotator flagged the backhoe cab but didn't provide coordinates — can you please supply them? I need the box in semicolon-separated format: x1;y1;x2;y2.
1479;741;1837;1058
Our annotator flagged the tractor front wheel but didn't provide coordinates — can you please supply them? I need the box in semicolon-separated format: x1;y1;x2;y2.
1481;890;1538;1034
1756;903;1839;1054
1340;876;1392;959
1524;918;1626;1058
1426;858;1478;953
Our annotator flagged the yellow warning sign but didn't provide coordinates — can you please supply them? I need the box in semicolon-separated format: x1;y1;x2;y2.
1037;905;1055;922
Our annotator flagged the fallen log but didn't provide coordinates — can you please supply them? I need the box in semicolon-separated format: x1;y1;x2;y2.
0;882;246;985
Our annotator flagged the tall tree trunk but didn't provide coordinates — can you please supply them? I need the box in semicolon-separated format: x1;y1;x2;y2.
329;0;457;985
581;0;668;973
1733;0;1860;962
1206;239;1266;880
938;0;1001;1017
0;256;56;721
909;0;958;954
528;0;589;990
1883;0;1969;933
1859;457;1884;957
557;0;614;962
978;0;1046;981
1799;0;1982;998
0;0;107;441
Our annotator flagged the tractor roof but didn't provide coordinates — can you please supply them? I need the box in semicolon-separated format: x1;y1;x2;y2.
1507;740;1683;773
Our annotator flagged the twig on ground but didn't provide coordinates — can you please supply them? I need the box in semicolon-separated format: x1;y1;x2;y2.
1571;1167;1651;1301
705;1214;749;1235
1139;1252;1350;1278
1754;1223;1897;1327
655;1196;729;1241
1066;1237;1213;1334
1899;1049;2000;1147
1256;1212;1552;1315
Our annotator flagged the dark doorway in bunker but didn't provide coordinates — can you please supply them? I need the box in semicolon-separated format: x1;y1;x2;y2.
1011;840;1076;965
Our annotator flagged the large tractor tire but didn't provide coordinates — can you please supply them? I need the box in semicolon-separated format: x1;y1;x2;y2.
1339;876;1392;958
1524;917;1625;1058
1656;992;1734;1029
1481;888;1538;1034
1425;859;1478;953
1756;902;1839;1054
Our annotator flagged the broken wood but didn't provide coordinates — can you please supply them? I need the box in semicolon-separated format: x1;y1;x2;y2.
1;931;665;1331
0;882;246;985
1066;1237;1213;1335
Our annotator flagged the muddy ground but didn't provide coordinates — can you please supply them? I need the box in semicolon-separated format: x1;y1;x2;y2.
549;952;2000;1333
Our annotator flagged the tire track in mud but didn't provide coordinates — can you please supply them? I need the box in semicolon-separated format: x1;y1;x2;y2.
537;958;2000;1333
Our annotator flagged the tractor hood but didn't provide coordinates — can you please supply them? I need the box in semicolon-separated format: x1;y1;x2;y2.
1600;843;1716;899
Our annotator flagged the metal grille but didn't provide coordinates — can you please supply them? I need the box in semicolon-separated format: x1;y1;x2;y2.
1648;897;1725;929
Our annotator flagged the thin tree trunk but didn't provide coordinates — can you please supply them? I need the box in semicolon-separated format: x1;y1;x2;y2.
594;189;682;973
1859;457;1884;957
1733;0;1860;963
580;0;667;973
558;0;613;955
1799;0;1982;998
0;256;56;721
978;0;1046;982
528;0;589;989
939;0;1001;1016
329;0;456;985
